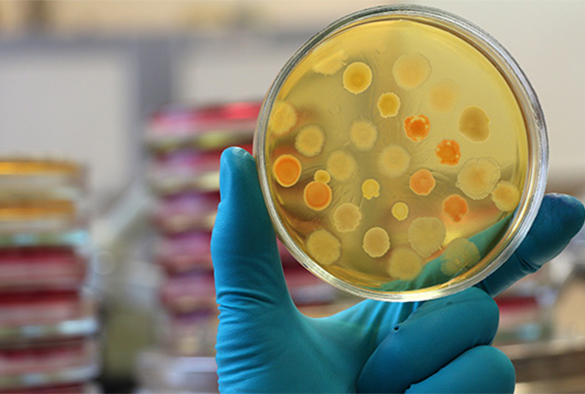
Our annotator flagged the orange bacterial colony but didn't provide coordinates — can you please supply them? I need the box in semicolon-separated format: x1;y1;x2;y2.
436;139;461;165
442;194;468;222
410;169;436;196
261;14;529;295
272;154;302;187
404;115;430;142
303;181;332;211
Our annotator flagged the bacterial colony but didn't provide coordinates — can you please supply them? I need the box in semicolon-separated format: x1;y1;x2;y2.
263;18;528;292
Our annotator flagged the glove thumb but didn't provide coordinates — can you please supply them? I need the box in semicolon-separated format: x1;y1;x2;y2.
211;147;293;311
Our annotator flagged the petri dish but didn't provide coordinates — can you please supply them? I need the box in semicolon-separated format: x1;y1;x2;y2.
160;271;217;314
254;5;548;302
0;290;85;327
156;231;213;274
153;191;220;234
146;102;260;154
0;292;98;344
148;144;252;196
0;338;99;390
0;196;85;234
0;246;87;291
159;309;219;357
0;229;89;249
0;157;86;194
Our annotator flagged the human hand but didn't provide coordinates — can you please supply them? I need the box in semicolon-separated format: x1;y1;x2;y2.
211;147;584;393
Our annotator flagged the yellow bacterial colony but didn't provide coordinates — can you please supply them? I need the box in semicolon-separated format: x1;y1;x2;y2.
362;179;380;200
295;125;326;157
350;120;378;151
263;16;529;293
343;62;373;94
363;227;391;258
377;93;401;118
334;202;362;232
392;202;409;221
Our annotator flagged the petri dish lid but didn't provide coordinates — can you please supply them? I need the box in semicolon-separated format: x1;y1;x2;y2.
153;192;220;234
0;291;97;344
160;271;217;314
146;101;260;153
155;230;213;274
0;246;87;291
0;338;99;390
135;349;218;393
254;5;548;302
0;290;86;326
1;383;99;393
0;313;98;345
148;144;253;196
0;197;86;234
0;229;89;248
0;157;86;193
0;363;100;391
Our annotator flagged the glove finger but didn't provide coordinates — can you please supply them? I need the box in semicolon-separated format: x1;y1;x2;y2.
211;147;293;311
330;298;420;349
357;287;499;394
406;346;515;394
478;193;585;296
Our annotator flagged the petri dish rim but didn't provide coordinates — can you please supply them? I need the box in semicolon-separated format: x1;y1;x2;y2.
254;4;548;302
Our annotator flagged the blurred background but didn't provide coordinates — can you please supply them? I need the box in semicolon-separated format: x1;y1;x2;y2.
0;1;584;393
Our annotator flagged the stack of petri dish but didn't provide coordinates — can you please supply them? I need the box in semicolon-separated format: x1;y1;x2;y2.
139;101;350;392
146;102;259;360
0;158;99;393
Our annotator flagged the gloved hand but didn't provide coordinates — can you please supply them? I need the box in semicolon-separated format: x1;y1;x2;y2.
211;147;585;393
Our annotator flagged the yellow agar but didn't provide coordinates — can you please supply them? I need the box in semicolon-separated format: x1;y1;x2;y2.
314;170;331;183
343;62;373;94
377;92;401;118
326;150;357;181
362;179;380;200
272;154;302;188
0;160;80;176
409;169;436;196
378;145;410;178
404;115;430;142
459;106;490;142
362;227;391;258
440;238;481;276
264;17;529;294
392;53;431;90
304;181;332;211
391;202;409;221
436;139;461;166
333;202;362;233
456;158;501;200
408;217;446;258
306;229;341;266
491;181;520;211
442;194;468;222
0;200;75;221
429;79;460;112
387;247;423;280
350;120;378;151
295;124;326;157
268;101;297;136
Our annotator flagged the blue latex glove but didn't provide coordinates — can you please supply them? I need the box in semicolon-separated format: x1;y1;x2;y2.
211;147;585;393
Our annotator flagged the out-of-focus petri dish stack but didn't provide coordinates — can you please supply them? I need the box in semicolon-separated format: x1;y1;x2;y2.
138;101;352;393
0;158;99;393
